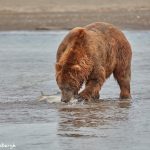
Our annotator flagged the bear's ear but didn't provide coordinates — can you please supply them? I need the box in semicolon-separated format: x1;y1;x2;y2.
55;63;62;71
71;65;82;72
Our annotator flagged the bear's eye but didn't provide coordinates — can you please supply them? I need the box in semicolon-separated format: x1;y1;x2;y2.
59;87;71;91
65;87;71;91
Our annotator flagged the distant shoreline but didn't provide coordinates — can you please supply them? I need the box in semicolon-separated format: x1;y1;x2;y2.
0;10;150;31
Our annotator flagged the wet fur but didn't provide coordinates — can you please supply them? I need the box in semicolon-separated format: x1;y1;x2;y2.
55;22;132;101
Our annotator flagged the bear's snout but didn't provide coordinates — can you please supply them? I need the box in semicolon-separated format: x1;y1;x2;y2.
61;89;74;103
61;98;69;103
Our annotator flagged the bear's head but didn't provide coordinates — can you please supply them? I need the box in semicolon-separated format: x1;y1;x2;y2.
55;63;83;102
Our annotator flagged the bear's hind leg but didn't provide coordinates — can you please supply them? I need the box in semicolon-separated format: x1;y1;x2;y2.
113;67;131;99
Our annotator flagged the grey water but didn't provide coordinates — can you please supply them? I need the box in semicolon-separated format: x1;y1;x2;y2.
0;30;150;150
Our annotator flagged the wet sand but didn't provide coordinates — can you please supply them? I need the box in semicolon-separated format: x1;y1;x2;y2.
0;0;150;30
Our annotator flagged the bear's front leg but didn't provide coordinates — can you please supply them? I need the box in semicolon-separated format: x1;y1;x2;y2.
78;82;100;101
78;67;106;102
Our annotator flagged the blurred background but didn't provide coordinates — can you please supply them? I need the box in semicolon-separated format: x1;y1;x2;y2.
0;0;150;30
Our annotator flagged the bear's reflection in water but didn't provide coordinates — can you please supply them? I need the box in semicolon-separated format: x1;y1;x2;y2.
58;99;131;138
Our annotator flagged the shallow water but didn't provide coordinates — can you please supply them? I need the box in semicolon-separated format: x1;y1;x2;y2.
0;31;150;150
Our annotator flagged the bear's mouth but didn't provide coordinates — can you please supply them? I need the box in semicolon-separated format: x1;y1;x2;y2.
61;99;69;103
61;94;79;103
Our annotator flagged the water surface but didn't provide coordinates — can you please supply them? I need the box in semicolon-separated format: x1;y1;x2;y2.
0;30;150;150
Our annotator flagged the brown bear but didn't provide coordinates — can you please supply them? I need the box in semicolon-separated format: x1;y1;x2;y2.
55;22;132;102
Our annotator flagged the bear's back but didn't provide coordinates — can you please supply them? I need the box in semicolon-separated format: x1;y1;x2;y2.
85;22;119;34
